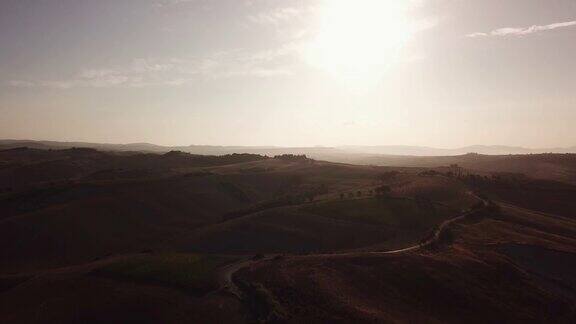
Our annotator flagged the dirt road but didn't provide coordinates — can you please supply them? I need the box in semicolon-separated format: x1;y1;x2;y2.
216;195;489;300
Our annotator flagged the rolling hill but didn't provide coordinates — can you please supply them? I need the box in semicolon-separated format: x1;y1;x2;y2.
1;146;576;323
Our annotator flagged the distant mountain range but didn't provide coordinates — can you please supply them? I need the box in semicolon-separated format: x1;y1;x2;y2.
1;139;575;157
338;145;576;156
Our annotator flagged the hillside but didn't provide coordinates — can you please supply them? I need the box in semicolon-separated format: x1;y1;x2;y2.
1;147;576;323
343;153;576;185
2;148;431;272
2;139;575;157
237;201;576;323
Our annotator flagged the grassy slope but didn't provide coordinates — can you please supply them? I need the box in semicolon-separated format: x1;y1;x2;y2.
3;149;576;322
1;156;479;273
481;179;576;219
93;253;238;295
0;176;249;273
0;268;245;323
240;252;571;323
237;204;576;323
301;197;457;228
357;153;576;184
181;197;460;255
0;159;400;272
0;166;304;273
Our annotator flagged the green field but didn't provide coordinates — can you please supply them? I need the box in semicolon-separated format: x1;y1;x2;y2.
301;197;459;230
94;253;237;295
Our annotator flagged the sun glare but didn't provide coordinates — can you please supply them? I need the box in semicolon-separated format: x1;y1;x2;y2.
305;0;416;86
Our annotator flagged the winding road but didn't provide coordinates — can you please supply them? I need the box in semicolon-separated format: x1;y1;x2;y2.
215;258;255;299
215;194;489;300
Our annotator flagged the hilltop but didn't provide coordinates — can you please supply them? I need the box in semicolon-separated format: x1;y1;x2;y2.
0;146;575;322
2;139;575;156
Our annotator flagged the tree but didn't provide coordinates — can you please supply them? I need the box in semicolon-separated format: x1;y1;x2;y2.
375;185;391;197
377;171;399;183
450;164;463;178
273;154;309;162
302;191;318;203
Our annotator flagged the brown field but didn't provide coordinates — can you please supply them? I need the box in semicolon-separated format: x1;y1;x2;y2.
1;147;576;323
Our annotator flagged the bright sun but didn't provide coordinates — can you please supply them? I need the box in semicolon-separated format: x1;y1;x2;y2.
305;0;416;85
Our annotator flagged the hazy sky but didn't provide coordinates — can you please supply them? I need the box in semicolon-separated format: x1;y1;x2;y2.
1;0;575;148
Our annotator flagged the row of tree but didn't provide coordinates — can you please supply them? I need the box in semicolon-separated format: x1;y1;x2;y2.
339;185;391;200
273;154;310;162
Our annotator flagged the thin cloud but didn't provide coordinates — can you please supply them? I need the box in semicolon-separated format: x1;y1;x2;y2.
248;7;307;25
467;20;576;38
6;50;296;89
7;80;35;88
153;0;196;8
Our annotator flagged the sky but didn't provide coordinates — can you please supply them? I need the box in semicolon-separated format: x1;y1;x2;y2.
1;0;575;148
